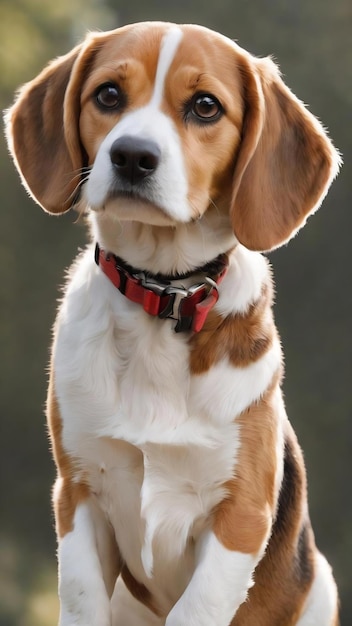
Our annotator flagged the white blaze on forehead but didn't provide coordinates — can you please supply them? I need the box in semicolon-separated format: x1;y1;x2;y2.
151;27;183;107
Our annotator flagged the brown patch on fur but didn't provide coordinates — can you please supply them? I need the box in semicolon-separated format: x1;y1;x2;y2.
121;564;161;617
230;425;317;626
190;282;275;375
47;371;90;538
213;377;280;555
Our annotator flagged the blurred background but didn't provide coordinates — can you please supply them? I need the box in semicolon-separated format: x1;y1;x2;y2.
0;0;351;624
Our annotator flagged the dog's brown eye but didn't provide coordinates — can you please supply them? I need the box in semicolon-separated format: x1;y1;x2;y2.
95;83;121;110
192;94;223;121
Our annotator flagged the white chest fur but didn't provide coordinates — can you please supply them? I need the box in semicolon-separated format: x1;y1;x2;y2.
53;245;279;595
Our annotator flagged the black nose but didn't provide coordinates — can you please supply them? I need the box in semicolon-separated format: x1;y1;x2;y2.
110;136;161;185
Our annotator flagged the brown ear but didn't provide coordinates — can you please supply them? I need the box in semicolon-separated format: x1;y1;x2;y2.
5;37;97;214
231;55;341;251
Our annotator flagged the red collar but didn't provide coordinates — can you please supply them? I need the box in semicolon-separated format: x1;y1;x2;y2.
94;244;228;333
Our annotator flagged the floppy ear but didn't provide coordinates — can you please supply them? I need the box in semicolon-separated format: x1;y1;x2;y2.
5;37;97;214
231;55;341;251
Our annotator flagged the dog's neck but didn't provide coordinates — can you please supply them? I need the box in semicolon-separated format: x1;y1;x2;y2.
89;204;238;277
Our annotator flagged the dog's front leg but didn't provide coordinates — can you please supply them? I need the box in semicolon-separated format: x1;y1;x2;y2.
56;497;114;626
165;392;279;626
48;379;119;626
165;528;263;626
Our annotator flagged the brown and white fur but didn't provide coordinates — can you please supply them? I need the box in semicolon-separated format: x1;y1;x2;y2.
5;21;341;626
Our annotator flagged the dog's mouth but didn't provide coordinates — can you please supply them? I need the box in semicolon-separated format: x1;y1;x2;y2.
100;188;180;227
108;187;153;204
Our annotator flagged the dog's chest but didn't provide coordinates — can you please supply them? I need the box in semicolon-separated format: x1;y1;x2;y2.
54;257;239;581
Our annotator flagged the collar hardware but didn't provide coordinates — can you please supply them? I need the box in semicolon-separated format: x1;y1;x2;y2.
94;243;228;333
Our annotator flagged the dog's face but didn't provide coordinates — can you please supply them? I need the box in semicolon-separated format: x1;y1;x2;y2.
6;22;340;252
80;25;243;229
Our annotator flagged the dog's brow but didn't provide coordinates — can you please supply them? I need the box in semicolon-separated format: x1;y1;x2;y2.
150;27;183;107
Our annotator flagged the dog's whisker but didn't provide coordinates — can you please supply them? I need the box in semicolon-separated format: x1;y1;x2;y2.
208;197;221;215
63;166;92;185
65;174;91;207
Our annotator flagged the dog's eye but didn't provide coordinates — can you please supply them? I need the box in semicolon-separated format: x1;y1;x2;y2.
191;94;223;122
95;83;121;110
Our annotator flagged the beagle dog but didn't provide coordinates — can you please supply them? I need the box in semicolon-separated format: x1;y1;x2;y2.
6;21;341;626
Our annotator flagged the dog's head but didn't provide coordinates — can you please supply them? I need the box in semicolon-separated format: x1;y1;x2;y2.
5;22;340;252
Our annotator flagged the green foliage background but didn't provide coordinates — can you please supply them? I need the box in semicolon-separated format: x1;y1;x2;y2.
0;0;351;624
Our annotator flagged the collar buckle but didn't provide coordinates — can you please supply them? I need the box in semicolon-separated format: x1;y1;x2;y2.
159;279;219;333
137;271;168;295
94;243;227;333
159;285;189;322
